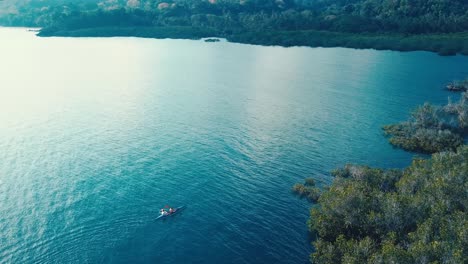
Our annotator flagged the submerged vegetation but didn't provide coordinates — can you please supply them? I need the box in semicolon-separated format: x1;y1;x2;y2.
1;0;468;54
383;93;468;154
447;79;468;92
292;178;321;203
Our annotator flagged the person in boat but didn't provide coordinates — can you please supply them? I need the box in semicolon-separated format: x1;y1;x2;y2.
168;207;175;214
160;209;168;216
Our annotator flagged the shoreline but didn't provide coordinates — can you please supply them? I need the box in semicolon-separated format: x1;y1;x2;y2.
36;26;468;56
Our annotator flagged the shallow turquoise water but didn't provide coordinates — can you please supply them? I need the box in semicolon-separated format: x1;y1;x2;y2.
0;27;467;264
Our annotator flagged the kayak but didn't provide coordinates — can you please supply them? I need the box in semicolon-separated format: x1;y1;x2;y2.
156;206;185;220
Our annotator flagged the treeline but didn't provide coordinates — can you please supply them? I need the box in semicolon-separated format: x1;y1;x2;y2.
229;31;468;56
301;0;468;34
1;0;468;55
0;0;468;34
3;0;468;34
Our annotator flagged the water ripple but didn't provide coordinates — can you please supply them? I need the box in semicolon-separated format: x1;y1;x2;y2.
1;28;467;264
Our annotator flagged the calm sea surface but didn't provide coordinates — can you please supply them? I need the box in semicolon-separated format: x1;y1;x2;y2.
0;27;467;264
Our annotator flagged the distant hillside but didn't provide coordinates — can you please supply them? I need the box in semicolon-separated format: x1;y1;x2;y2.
1;0;467;54
2;0;467;33
0;0;99;26
301;0;468;33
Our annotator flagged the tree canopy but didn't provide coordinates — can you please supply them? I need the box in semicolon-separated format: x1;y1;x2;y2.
1;0;467;54
383;92;468;154
1;0;467;34
309;146;467;263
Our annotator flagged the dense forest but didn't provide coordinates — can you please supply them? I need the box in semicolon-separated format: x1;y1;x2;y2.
295;87;468;262
0;0;467;54
309;148;467;263
2;0;467;34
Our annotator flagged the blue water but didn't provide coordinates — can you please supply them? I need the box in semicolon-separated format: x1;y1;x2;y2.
0;27;467;264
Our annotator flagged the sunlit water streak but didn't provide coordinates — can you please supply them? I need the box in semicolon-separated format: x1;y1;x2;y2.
0;27;467;263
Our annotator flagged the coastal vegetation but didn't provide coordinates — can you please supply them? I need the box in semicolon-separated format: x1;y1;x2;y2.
292;178;321;203
1;0;468;54
310;147;467;263
447;79;468;92
383;92;468;154
296;85;468;262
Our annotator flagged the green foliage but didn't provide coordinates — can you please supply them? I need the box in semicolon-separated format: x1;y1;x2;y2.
444;93;468;129
1;0;468;55
229;30;468;55
38;26;217;39
383;93;468;154
384;125;463;154
310;146;468;263
292;178;321;202
304;177;316;187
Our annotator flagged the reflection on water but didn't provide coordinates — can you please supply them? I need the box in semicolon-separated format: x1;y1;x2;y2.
0;27;467;263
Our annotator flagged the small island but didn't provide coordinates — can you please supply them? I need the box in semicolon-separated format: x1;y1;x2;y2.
204;38;220;43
